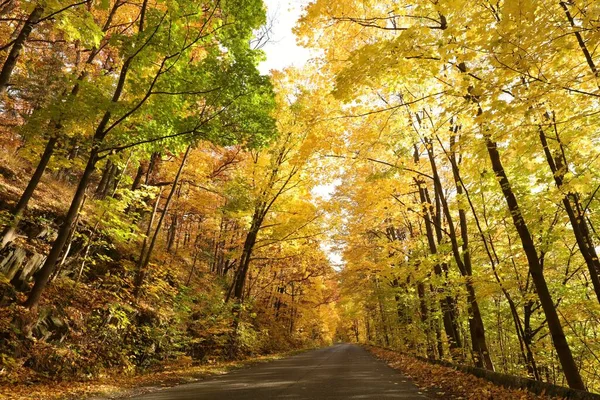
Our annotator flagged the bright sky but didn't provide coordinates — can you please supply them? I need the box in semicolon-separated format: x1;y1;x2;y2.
256;1;344;269
258;0;311;74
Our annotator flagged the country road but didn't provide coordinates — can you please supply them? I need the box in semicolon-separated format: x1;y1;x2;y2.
130;344;429;399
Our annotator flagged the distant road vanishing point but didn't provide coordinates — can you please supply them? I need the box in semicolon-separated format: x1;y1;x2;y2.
130;343;429;399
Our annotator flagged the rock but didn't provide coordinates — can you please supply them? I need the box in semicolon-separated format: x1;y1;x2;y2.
0;244;27;281
13;252;46;290
0;243;46;290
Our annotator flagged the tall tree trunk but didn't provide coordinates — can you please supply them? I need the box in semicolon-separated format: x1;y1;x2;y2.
448;134;541;378
145;152;161;185
95;160;113;198
417;281;436;358
167;213;178;253
1;135;57;247
538;125;600;303
353;320;360;342
53;195;87;280
365;311;372;342
413;145;462;357
24;148;98;309
134;187;162;295
437;134;494;370
0;5;43;93
134;146;191;298
431;287;445;359
375;277;390;347
131;162;147;191
484;136;585;390
231;217;261;301
560;2;599;85
289;282;295;334
186;234;201;286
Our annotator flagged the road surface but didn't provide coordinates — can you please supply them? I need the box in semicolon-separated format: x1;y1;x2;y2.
130;343;429;399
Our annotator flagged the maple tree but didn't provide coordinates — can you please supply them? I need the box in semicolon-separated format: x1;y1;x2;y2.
0;0;338;389
298;0;600;392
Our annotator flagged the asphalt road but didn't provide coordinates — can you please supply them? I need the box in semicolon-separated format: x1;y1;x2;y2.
130;343;429;399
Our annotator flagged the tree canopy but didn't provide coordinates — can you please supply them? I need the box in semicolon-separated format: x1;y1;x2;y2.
0;0;599;396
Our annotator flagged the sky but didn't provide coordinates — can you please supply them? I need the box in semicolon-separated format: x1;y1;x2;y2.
258;0;311;75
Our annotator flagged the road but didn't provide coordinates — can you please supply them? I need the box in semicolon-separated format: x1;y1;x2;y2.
130;343;429;399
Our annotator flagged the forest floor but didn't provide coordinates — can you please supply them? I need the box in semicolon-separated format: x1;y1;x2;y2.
366;346;559;400
0;349;312;400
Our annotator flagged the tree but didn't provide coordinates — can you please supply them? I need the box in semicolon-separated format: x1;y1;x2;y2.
23;0;276;309
298;0;599;389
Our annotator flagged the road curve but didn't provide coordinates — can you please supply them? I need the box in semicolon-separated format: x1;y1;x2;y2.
130;343;429;399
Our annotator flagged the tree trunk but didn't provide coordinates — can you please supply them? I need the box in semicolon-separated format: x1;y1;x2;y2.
24;149;98;309
23;2;149;308
447;134;542;378
365;312;372;342
353;320;360;342
95;160;113;198
134;146;190;298
484;136;585;390
186;236;200;286
431;289;444;359
1;135;57;247
437;134;494;370
131;162;147;191
375;277;390;347
538;126;600;304
560;2;599;85
145;152;161;185
231;220;260;301
3;2;122;242
413;145;462;356
134;187;162;296
53;194;87;279
417;281;436;358
0;5;43;93
289;282;295;334
167;213;178;252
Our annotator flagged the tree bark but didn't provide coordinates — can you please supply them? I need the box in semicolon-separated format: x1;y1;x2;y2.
3;0;123;243
134;187;162;296
0;5;43;93
231;217;260;301
166;213;178;253
24;149;98;309
1;135;57;247
413;145;462;356
484;136;585;390
131;162;147;191
375;277;390;347
447;133;542;378
134;146;190;298
145;152;161;185
416;281;436;358
560;2;599;86
95;160;113;198
538;126;600;304
438;134;494;370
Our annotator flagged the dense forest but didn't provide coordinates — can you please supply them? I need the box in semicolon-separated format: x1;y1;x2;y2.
0;0;600;397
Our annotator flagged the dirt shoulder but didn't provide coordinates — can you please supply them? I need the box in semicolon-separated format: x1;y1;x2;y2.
366;346;555;400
